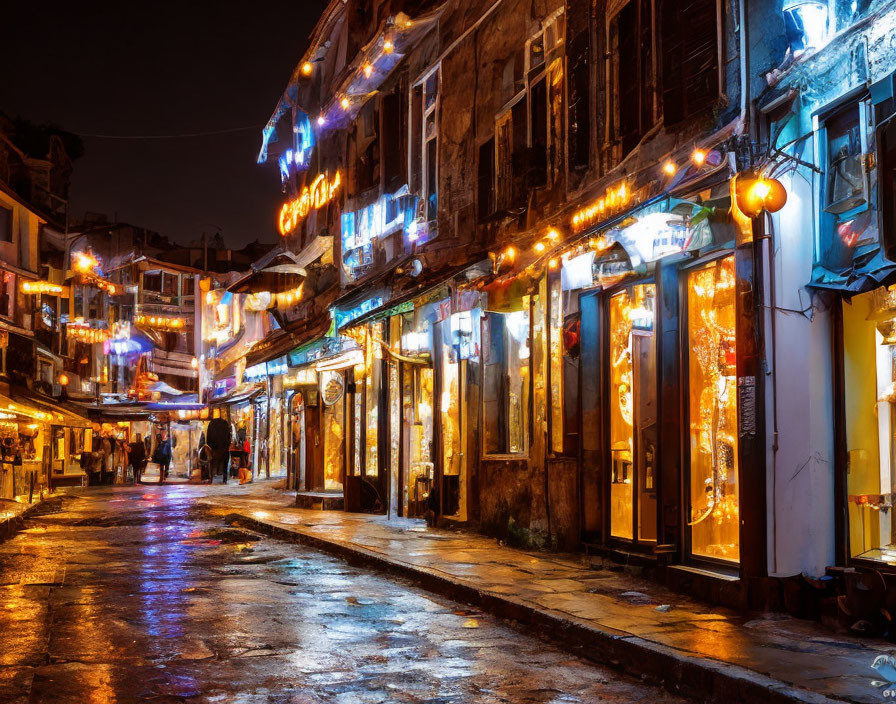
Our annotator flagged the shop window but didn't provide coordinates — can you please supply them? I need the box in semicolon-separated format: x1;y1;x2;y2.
843;286;896;563
0;204;11;242
660;0;720;127
609;284;657;542
686;256;739;563
608;0;655;157
411;67;439;223
482;307;530;456
495;98;529;212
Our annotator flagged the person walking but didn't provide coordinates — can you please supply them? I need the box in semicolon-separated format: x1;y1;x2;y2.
152;432;172;484
205;417;231;484
129;433;147;484
101;434;114;485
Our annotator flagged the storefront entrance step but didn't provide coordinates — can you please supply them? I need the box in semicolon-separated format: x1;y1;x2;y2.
295;491;344;511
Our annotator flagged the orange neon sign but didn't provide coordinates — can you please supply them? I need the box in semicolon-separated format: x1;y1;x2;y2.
278;171;341;236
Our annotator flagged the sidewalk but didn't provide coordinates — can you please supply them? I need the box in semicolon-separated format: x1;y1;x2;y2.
199;485;893;704
0;492;65;541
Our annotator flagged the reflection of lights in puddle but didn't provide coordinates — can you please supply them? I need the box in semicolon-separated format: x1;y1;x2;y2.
252;510;269;520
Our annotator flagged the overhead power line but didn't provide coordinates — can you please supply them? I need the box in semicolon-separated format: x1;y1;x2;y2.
78;124;262;140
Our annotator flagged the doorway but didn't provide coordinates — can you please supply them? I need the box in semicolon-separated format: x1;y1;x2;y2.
607;283;658;544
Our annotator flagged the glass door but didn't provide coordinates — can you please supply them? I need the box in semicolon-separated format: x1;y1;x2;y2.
608;283;658;543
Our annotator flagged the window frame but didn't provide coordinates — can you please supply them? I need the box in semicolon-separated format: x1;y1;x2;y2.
410;65;441;225
812;92;875;269
0;203;12;243
479;302;533;459
605;0;658;158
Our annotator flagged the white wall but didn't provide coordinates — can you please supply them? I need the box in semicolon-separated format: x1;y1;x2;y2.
766;163;836;578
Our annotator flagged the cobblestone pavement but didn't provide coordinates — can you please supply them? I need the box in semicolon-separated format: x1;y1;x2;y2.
0;484;689;703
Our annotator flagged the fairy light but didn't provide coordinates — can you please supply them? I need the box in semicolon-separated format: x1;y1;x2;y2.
534;242;546;254
692;148;707;166
21;281;62;295
383;39;394;53
341;97;350;110
571;182;631;232
317;115;326;127
301;61;313;76
363;63;373;78
135;315;187;331
663;161;677;176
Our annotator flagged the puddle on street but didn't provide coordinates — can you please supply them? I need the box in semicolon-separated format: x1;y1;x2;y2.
0;485;691;703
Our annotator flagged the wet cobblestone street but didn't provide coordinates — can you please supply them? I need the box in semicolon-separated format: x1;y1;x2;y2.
0;485;687;703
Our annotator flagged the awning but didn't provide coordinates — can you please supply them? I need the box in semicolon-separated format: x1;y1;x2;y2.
245;313;331;368
227;264;306;294
6;387;92;428
809;248;896;295
209;384;265;408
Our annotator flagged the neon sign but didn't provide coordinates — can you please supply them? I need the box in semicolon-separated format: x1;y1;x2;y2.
278;171;341;236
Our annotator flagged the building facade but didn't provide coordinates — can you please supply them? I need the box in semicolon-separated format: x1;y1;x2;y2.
200;0;896;622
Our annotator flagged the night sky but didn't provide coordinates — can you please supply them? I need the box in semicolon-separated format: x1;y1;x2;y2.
0;1;328;248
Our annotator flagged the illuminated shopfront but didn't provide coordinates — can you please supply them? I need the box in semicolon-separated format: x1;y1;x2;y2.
558;187;751;568
842;285;896;563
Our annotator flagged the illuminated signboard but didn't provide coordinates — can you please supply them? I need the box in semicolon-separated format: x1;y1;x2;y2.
278;171;342;236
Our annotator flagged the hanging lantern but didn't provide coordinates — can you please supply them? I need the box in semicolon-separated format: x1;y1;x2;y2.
735;176;787;218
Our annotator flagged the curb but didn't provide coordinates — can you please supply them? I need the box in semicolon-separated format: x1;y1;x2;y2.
223;512;841;704
0;494;66;542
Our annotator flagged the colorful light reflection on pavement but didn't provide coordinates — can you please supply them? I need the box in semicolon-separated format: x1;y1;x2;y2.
0;485;690;703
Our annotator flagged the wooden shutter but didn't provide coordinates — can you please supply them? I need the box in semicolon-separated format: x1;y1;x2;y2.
478;137;496;221
381;87;405;192
660;0;719;126
566;2;591;171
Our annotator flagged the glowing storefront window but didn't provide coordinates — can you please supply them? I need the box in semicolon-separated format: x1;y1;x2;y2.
549;277;564;453
687;257;739;563
844;286;896;563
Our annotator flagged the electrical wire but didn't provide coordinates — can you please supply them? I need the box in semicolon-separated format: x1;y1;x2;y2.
78;125;262;140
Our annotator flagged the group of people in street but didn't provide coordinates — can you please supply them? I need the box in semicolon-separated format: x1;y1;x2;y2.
83;430;172;485
82;420;257;487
